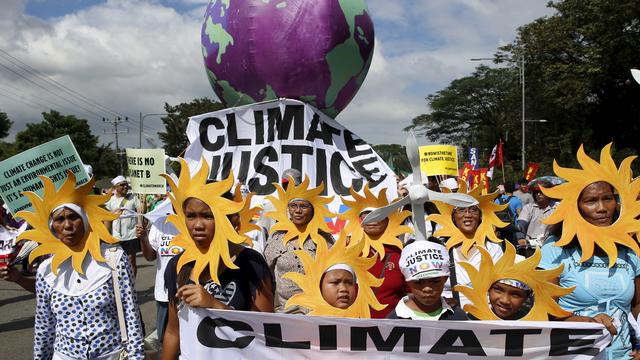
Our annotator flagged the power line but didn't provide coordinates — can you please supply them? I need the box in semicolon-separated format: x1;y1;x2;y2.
0;83;98;120
0;62;105;121
0;48;130;119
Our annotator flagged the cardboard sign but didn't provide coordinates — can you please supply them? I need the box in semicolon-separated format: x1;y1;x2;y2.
125;148;166;194
0;136;88;215
419;145;458;177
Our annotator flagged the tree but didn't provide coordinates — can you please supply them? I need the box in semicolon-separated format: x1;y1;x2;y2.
0;111;13;139
496;0;640;168
372;144;411;176
14;111;119;178
158;98;225;157
405;66;522;176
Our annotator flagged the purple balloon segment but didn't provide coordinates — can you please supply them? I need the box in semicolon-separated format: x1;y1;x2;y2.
201;0;375;118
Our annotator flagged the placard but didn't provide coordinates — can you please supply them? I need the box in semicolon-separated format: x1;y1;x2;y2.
0;136;88;215
419;145;459;177
125;148;166;194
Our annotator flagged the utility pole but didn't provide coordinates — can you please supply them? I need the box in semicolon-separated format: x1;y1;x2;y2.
103;116;129;174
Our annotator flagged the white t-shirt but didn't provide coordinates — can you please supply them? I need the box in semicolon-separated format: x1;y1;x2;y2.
148;222;181;302
106;194;140;241
443;241;504;308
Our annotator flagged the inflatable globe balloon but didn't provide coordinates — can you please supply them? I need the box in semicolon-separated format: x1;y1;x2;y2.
201;0;375;118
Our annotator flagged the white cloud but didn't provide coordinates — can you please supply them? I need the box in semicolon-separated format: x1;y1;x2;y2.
0;0;554;152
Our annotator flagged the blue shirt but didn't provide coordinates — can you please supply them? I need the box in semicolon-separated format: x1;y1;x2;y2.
495;195;523;222
540;236;640;359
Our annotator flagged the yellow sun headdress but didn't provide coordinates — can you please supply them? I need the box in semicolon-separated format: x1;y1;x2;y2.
454;242;574;320
542;143;640;267
283;230;385;317
265;175;335;247
339;184;411;260
428;180;508;256
233;185;260;242
162;158;247;285
16;171;118;275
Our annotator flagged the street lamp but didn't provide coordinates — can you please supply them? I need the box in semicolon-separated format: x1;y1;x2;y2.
522;119;547;171
471;56;529;170
139;112;168;148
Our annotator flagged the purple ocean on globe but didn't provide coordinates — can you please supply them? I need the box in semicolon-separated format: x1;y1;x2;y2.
201;0;375;118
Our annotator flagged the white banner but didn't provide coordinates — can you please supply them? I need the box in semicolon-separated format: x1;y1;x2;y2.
178;307;610;359
184;99;397;208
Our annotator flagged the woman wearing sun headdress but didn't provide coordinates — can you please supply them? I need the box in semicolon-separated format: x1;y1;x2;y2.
427;180;507;308
339;184;412;318
161;160;274;359
538;144;640;360
17;172;144;360
263;175;336;314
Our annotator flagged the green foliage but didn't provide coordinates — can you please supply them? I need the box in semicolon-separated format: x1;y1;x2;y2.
0;112;13;139
158;98;225;157
13;111;119;178
371;144;411;175
409;0;640;178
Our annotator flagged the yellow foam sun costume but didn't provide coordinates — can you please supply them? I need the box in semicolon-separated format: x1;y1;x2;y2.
454;242;574;320
339;184;411;260
162;159;248;285
428;180;508;256
233;185;261;241
265;175;335;247
16;171;118;275
283;230;385;317
541;144;640;267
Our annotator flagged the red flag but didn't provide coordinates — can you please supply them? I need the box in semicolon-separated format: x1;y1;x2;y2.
523;162;539;182
459;162;473;184
478;168;489;194
496;139;504;167
487;139;503;179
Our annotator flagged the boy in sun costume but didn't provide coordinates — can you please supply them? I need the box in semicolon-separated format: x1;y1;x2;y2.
455;242;573;321
538;144;640;359
427;180;508;307
283;231;385;317
18;171;144;359
263;175;336;313
339;184;412;318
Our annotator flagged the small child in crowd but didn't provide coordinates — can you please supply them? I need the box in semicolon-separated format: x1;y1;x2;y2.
487;279;532;320
388;241;467;320
320;264;357;309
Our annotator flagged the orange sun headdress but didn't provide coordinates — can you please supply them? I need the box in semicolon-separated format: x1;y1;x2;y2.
339;184;411;260
455;242;574;321
283;230;385;318
16;171;118;275
233;185;261;242
265;175;335;247
428;180;508;256
542;143;640;267
162;158;248;285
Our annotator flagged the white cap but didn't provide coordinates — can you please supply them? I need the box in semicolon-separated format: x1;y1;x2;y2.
83;164;93;178
439;178;459;191
324;263;357;283
399;241;450;281
111;175;127;186
358;207;377;216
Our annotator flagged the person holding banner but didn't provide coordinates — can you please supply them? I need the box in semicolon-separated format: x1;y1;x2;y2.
160;160;274;359
106;176;142;277
538;145;640;360
16;172;144;360
263;176;335;314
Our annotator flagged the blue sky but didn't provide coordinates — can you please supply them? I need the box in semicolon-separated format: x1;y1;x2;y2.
1;0;554;151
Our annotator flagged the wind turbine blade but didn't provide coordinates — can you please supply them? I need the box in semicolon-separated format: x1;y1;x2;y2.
362;196;411;224
427;190;479;207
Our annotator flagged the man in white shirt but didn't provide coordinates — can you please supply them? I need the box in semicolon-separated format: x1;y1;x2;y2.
517;180;556;248
105;176;141;276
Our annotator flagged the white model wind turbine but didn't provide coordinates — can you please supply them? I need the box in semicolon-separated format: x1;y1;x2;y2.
363;131;478;242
